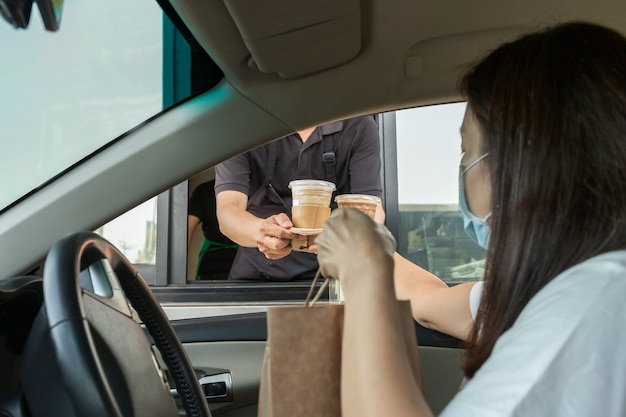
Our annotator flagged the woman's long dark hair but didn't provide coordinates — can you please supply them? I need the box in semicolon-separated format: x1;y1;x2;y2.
461;22;626;378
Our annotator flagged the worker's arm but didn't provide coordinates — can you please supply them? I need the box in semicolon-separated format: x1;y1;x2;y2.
187;215;201;247
215;190;297;260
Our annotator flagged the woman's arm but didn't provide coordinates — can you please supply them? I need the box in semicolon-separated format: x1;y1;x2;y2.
316;209;434;417
342;261;434;417
394;253;476;341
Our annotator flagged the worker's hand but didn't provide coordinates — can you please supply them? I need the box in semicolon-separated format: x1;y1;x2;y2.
315;208;396;286
255;213;301;259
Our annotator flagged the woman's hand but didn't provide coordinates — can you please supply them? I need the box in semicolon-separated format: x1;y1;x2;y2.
315;208;396;287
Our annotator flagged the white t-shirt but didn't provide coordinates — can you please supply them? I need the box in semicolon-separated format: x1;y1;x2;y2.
441;250;626;417
469;280;484;319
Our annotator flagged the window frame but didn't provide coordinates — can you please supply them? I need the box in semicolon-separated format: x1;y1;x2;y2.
141;19;480;299
149;115;394;303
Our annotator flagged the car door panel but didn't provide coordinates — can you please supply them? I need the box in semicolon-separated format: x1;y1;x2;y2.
172;313;465;416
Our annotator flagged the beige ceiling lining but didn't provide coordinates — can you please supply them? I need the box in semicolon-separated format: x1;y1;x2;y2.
223;0;362;78
170;0;626;130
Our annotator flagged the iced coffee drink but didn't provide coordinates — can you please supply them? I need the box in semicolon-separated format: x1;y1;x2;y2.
335;194;381;219
289;180;336;228
288;179;336;252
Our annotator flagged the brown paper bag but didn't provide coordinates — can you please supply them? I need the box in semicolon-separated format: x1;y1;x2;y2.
258;273;424;417
259;303;344;417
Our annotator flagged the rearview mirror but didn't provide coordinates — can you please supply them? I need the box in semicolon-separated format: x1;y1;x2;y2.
0;0;64;31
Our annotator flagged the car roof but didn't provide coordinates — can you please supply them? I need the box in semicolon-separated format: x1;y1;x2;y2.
170;0;626;128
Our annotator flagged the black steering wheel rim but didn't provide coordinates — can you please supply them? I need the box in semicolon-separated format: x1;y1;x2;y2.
43;231;212;417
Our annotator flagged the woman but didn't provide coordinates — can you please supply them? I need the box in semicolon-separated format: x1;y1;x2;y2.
316;21;626;416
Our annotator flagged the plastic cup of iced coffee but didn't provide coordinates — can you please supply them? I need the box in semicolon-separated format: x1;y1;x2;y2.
288;179;336;252
335;194;381;219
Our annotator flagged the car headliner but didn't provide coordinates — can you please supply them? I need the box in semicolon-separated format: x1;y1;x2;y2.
1;0;625;279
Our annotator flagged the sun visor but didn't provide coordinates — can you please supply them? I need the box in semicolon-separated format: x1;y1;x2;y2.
223;0;362;79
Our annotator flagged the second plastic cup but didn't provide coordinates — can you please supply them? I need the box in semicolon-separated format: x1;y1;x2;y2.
289;179;336;229
335;194;381;219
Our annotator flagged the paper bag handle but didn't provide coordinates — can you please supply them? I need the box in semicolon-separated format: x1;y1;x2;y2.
304;268;331;306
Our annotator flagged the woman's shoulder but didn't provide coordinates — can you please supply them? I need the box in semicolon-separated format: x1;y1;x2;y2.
519;249;626;326
445;250;626;416
553;249;626;288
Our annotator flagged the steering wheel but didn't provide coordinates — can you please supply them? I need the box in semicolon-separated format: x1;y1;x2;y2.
20;231;212;417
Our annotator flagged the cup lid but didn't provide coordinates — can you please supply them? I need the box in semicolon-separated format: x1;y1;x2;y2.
335;194;381;203
288;179;336;191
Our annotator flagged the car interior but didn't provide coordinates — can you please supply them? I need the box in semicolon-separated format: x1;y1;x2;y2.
1;0;625;416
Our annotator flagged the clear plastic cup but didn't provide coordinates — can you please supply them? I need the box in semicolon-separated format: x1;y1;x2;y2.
289;179;336;229
334;194;381;219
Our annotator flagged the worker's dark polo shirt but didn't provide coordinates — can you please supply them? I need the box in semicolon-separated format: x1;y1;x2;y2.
214;115;383;281
215;116;383;207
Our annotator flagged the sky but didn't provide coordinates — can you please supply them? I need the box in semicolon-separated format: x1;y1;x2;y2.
396;102;466;206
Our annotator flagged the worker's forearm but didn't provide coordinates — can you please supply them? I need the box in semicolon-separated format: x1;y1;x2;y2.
217;205;264;247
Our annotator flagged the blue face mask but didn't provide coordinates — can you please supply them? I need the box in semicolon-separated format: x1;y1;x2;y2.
458;152;491;249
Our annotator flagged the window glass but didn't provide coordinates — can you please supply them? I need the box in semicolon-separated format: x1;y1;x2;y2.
0;0;162;211
395;103;485;282
95;198;157;265
0;0;165;265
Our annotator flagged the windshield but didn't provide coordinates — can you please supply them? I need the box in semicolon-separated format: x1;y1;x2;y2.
0;0;163;211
